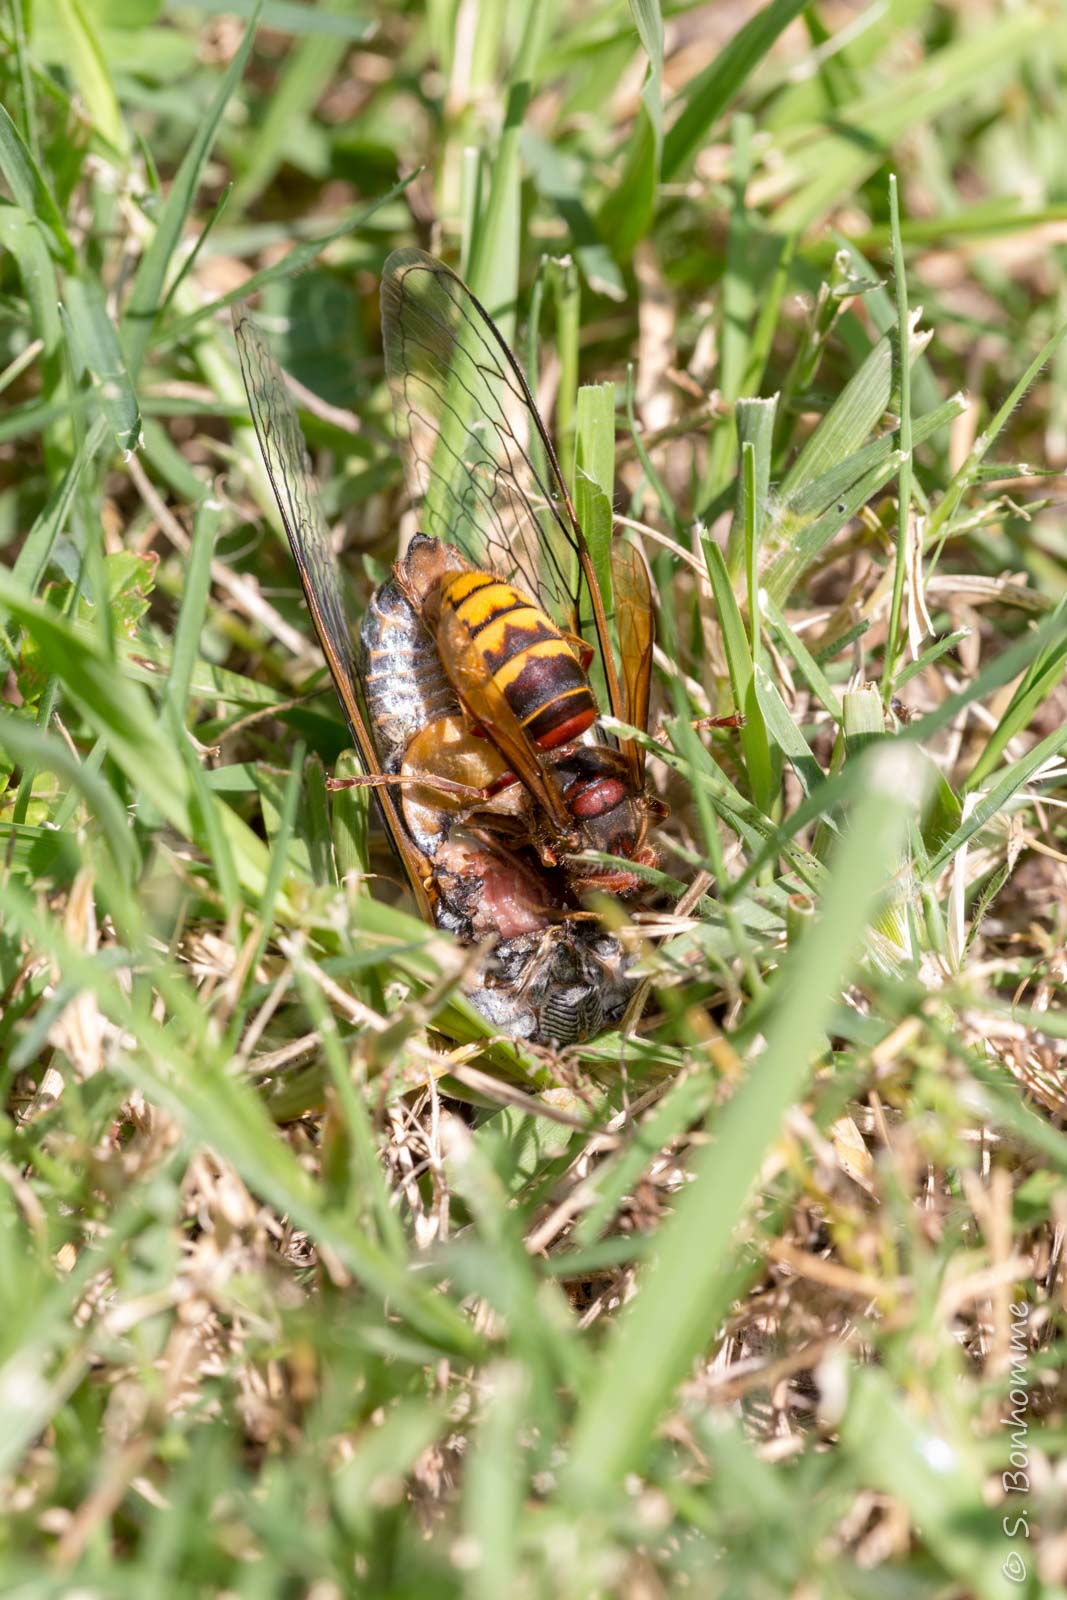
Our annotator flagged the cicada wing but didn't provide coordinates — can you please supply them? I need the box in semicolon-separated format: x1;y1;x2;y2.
611;537;655;786
381;250;627;729
231;304;436;923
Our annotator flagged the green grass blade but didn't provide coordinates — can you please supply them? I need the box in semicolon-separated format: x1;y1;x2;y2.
761;594;842;722
122;7;260;376
159;177;417;348
764;451;903;608
232;24;362;210
462;1364;529;1600
781;393;963;520
926;318;1067;546
881;173;914;697
727;394;777;576
662;0;808;181
158;182;233;320
563;742;929;1491
703;538;774;809
927;720;1067;878
551;255;580;476
48;0;126;152
597;0;664;257
574;380;615;618
304;756;337;888
839;1366;1020;1600
466;0;548;338
780;328;910;502
964;598;1067;790
893;626;971;692
63;277;143;454
720;114;755;405
332;751;371;882
0;204;63;387
753;664;824;796
0;101;75;266
165;497;221;718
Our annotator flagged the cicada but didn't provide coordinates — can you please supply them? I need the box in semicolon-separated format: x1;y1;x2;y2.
232;250;666;1043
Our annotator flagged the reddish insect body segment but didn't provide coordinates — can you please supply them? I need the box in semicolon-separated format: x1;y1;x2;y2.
569;777;628;820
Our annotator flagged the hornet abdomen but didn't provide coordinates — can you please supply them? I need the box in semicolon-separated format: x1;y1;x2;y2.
436;570;596;751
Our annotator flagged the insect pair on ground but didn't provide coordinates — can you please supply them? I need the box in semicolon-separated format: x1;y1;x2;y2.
233;251;733;1043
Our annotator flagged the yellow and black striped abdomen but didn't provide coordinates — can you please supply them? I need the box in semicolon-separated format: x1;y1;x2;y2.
440;571;597;751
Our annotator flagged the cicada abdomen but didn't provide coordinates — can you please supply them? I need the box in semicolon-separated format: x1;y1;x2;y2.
360;572;461;777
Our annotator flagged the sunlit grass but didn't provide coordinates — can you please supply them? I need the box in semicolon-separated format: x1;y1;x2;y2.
0;2;1063;1594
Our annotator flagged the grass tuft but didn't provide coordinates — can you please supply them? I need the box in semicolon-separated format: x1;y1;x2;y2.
0;3;1064;1594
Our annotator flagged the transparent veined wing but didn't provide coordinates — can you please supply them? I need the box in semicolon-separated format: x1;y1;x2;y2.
381;248;626;725
231;303;435;922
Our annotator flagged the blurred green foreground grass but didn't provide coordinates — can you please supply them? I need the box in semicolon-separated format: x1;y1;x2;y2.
1;1;1066;1594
